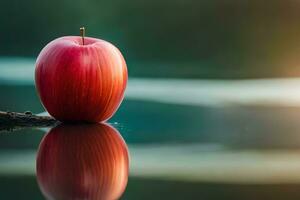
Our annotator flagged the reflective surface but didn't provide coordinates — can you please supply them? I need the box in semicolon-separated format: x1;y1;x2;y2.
37;123;128;200
3;64;300;199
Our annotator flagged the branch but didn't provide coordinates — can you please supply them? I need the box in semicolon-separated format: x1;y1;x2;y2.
0;111;58;132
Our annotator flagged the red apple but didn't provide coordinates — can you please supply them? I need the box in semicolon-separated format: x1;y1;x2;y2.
36;123;129;200
35;28;127;122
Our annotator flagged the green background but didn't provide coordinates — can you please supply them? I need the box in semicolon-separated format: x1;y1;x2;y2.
1;0;300;78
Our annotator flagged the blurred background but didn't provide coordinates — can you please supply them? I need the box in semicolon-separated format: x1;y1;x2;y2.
2;0;300;199
2;0;300;78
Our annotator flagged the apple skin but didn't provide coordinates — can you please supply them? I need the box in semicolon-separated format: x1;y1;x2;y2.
36;123;129;200
35;36;127;122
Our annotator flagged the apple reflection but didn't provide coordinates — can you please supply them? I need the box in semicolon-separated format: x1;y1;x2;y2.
36;123;129;200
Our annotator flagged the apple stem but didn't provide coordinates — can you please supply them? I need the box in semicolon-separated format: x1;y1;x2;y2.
80;27;85;45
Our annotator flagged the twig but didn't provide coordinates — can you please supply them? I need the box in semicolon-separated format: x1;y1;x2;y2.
0;111;58;132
